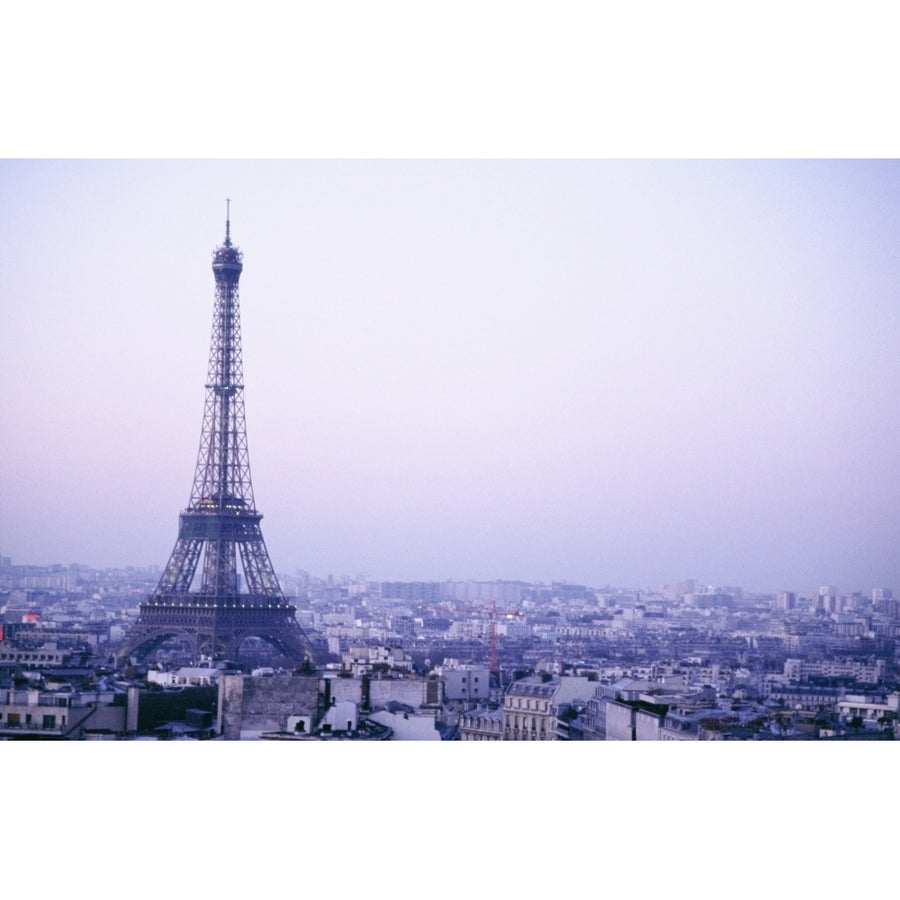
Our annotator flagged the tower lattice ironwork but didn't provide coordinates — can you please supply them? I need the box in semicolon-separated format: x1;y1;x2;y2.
117;207;313;667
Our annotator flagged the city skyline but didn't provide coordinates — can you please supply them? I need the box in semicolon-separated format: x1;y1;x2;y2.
4;8;895;891
2;160;899;596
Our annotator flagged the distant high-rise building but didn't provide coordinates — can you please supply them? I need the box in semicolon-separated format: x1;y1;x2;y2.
817;585;838;613
777;591;796;611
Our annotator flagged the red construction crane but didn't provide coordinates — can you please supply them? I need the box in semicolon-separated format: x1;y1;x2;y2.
467;600;524;674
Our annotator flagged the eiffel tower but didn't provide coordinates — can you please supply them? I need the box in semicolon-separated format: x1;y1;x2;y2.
117;205;313;668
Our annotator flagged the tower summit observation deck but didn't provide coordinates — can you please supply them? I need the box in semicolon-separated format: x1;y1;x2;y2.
117;205;313;667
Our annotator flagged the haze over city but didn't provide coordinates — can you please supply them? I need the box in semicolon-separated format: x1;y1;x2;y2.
2;159;898;595
3;8;898;898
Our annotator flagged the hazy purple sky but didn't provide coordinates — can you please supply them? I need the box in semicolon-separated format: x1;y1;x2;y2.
2;159;898;594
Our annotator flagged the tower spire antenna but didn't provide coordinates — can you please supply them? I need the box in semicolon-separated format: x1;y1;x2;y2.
225;197;231;246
